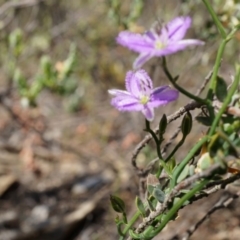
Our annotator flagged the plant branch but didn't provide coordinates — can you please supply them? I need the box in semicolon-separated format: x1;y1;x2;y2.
208;64;240;136
161;57;208;104
202;0;227;38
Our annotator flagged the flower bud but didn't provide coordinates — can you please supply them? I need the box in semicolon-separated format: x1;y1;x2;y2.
159;114;167;136
181;112;192;137
110;195;125;214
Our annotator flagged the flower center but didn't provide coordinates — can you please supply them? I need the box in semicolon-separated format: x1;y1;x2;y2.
154;40;165;49
140;95;149;105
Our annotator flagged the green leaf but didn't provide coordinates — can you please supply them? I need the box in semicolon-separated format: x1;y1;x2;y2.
197;152;213;171
153;186;165;203
159;159;172;176
40;56;55;86
196;116;213;126
166;157;176;173
147;174;160;195
9;28;23;57
14;69;28;89
110;195;125;214
147;198;155;211
147;185;155;196
177;164;189;183
189;165;195;176
216;76;227;102
60;44;77;79
135;196;146;217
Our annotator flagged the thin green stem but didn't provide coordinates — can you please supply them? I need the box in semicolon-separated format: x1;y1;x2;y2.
202;0;227;38
170;136;209;189
119;211;142;240
165;136;186;163
161;57;208;104
145;119;162;159
207;39;227;100
208;65;240;136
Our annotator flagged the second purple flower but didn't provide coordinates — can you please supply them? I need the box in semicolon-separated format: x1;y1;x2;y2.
117;16;205;69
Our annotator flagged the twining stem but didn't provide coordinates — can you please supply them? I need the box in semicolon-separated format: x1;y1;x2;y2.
208;65;240;136
202;0;227;39
170;136;209;189
161;57;208;105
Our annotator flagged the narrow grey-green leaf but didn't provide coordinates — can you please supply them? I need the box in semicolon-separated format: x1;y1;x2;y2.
153;187;165;203
195;116;212;126
135;196;146;217
216;76;227;102
177;164;189;183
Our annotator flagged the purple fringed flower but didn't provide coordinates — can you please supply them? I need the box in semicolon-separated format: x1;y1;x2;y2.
108;69;179;121
116;16;205;69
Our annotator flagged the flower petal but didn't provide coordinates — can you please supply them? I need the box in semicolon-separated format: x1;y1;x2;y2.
110;93;143;111
173;39;205;48
142;105;154;121
116;31;153;53
149;87;179;107
153;39;205;57
166;16;192;41
145;30;158;41
125;71;142;98
133;52;153;69
150;86;169;95
108;89;131;96
125;70;153;97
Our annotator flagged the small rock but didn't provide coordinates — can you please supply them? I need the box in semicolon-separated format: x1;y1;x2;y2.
23;204;50;233
31;205;49;223
71;176;103;195
0;230;19;240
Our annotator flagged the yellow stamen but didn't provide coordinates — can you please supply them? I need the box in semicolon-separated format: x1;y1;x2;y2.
140;96;149;104
155;40;164;49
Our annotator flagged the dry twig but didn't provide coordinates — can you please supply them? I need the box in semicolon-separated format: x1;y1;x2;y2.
172;190;240;240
